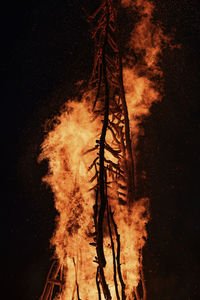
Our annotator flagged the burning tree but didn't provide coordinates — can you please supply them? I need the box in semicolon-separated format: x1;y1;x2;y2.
39;0;169;299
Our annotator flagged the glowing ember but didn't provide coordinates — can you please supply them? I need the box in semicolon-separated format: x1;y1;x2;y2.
39;0;170;299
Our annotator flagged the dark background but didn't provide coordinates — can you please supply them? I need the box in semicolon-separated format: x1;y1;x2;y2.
2;0;200;299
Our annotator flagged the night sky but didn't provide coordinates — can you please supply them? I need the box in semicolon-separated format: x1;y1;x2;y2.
2;0;200;299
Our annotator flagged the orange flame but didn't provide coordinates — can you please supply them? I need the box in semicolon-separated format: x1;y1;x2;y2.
123;0;170;145
39;0;170;298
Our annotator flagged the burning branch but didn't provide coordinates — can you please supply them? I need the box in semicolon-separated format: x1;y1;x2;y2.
110;209;126;300
107;206;120;300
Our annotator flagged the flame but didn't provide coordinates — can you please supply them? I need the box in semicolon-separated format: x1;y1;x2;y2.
39;0;170;298
123;0;170;145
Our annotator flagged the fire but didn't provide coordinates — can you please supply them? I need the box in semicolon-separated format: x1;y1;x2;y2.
39;0;170;299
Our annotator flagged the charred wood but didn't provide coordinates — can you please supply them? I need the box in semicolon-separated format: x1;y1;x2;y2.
110;209;126;300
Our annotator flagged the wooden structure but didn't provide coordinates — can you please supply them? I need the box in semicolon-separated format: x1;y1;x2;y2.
39;260;64;300
40;1;146;299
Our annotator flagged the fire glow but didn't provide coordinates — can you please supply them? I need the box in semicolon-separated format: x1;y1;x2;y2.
39;0;169;299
